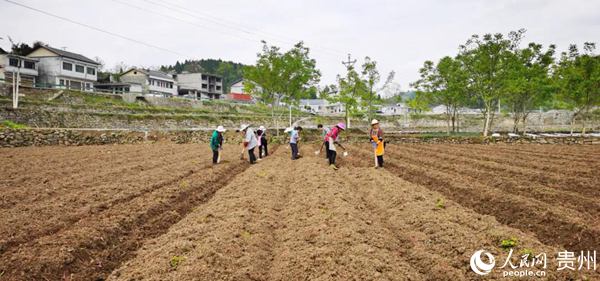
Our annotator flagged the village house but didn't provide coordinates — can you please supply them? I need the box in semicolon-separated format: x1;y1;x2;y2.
119;68;177;97
229;78;246;94
0;48;39;88
299;98;346;115
175;72;223;100
300;99;329;114
226;78;258;103
26;45;99;91
93;82;143;95
380;103;410;116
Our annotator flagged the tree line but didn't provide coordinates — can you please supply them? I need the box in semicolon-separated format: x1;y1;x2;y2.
412;29;600;135
243;41;393;129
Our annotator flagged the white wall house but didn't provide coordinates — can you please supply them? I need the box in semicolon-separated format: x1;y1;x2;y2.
381;103;409;116
120;68;177;97
230;79;244;94
300;99;329;114
26;45;99;91
175;72;223;100
0;51;39;88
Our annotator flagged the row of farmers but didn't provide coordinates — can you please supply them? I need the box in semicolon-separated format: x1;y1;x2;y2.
209;120;385;170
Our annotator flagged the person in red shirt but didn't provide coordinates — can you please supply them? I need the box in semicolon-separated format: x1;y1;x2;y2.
324;122;347;170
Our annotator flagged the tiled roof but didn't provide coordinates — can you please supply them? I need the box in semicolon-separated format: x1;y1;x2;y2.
34;45;99;65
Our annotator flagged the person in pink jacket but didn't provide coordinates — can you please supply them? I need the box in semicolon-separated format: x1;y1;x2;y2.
324;122;347;170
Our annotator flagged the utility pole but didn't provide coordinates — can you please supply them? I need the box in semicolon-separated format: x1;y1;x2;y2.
11;59;21;109
342;54;356;70
341;54;356;128
14;59;20;109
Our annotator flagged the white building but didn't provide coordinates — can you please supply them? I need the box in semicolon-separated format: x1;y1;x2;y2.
0;50;39;88
175;72;223;99
119;68;177;97
300;99;329;114
230;79;245;94
93;82;143;95
26;45;99;91
426;104;483;115
380;103;410;116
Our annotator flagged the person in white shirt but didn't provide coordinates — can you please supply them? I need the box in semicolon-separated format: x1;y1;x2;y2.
240;124;258;164
289;126;302;160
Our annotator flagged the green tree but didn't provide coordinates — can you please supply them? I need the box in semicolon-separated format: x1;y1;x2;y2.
412;56;470;134
244;41;321;133
553;43;600;134
458;29;525;136
361;57;380;121
323;59;367;128
502;43;555;133
278;42;321;104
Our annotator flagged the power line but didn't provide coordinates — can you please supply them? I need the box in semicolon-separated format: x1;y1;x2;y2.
139;0;346;58
3;0;190;58
109;0;260;44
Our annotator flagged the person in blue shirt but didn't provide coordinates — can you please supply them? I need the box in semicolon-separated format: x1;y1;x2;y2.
210;125;226;164
289;126;302;160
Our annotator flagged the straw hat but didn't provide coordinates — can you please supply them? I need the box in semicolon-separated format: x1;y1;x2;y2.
239;124;250;131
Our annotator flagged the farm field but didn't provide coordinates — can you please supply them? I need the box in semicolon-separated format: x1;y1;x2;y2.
0;143;598;280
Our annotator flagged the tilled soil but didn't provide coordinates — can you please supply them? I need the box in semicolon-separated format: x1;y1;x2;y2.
0;143;254;280
0;143;598;280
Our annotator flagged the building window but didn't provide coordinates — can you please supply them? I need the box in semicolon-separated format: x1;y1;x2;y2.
24;61;35;69
59;79;65;86
216;86;222;90
76;65;84;73
202;84;207;89
63;62;73;71
87;67;96;75
9;58;19;67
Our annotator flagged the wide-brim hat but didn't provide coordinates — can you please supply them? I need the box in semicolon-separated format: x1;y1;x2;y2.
371;119;379;125
258;126;266;131
240;124;250;131
337;122;346;130
216;125;226;132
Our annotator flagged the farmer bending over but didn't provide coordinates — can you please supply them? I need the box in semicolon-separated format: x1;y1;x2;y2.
240;124;258;164
325;122;347;170
210;125;226;164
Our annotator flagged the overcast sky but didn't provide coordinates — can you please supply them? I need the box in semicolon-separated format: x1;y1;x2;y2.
1;0;599;92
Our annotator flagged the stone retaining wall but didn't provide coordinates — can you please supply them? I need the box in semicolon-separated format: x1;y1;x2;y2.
1;128;598;148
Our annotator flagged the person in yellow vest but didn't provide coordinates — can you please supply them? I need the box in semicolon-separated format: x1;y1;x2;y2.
370;119;384;168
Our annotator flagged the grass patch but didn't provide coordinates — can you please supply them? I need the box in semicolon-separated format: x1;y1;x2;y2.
1;120;29;129
500;237;518;249
169;255;186;269
435;198;445;209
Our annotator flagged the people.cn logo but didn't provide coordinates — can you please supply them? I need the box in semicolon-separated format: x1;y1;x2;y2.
470;250;496;275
